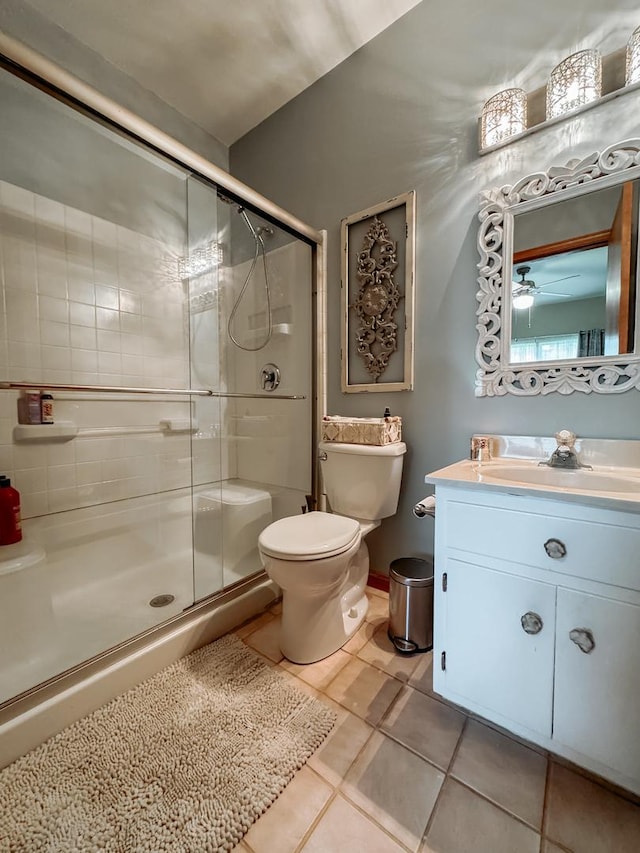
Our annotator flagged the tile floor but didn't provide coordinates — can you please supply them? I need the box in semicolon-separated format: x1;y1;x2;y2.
232;588;640;853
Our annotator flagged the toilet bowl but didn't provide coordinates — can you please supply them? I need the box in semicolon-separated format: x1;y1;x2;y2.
259;511;374;663
258;439;406;663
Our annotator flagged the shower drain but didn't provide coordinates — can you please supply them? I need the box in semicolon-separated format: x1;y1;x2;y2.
149;594;175;608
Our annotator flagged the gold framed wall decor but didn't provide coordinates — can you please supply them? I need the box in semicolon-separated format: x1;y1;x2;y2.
341;190;416;393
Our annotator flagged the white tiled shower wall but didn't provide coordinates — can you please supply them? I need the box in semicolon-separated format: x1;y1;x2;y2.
0;180;198;519
226;239;312;501
0;179;310;523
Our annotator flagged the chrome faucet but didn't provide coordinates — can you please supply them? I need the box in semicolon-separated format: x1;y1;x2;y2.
539;430;592;471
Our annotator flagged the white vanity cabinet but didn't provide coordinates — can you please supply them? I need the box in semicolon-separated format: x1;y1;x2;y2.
431;484;640;795
554;589;640;782
441;560;555;736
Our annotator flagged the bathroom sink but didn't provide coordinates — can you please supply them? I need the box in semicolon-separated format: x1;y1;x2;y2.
484;464;640;494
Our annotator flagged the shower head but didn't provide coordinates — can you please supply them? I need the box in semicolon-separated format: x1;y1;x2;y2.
239;208;274;244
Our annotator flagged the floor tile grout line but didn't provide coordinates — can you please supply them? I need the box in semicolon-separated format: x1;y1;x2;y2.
446;774;546;839
445;719;546;834
291;763;415;853
443;706;468;773
540;756;553;849
375;679;409;730
291;776;339;853
378;725;456;777
549;753;640;808
419;714;470;847
233;598;639;852
328;709;428;850
335;785;416;853
280;650;636;850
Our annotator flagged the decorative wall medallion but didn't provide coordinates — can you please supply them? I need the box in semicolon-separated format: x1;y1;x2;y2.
341;192;416;393
476;138;640;397
353;216;401;380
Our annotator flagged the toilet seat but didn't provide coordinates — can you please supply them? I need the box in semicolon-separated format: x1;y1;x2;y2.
259;511;360;561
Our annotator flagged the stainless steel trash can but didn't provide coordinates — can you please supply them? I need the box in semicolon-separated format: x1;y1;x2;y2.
388;557;434;653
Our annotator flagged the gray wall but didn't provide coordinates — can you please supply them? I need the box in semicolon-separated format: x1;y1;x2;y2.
230;0;640;571
512;297;606;341
0;0;228;170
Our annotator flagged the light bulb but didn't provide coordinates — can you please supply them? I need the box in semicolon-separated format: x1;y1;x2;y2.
627;26;640;85
546;50;601;120
480;88;527;149
513;292;534;310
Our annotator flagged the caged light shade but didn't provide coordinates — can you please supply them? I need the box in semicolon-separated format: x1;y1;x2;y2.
480;88;527;149
626;26;640;86
546;49;602;120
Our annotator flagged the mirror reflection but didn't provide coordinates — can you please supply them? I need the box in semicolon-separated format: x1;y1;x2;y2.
509;180;639;364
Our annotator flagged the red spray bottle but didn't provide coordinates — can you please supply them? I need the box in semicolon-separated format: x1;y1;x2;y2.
0;476;22;545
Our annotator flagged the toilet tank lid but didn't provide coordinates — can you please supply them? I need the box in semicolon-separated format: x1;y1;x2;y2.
319;440;406;456
259;511;360;560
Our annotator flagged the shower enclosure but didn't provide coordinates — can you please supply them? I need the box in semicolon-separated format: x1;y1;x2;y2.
0;39;322;717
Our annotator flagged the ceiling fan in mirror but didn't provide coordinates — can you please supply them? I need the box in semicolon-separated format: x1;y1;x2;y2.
511;265;579;310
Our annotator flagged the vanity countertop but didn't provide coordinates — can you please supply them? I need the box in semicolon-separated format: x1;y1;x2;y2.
426;456;640;513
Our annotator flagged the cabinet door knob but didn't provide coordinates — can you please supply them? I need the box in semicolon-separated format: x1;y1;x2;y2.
544;538;567;559
569;628;595;654
521;611;543;635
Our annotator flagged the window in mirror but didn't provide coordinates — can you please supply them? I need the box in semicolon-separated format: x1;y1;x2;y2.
511;333;579;363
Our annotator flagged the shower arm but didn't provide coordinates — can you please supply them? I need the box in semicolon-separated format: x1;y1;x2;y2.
0;381;305;400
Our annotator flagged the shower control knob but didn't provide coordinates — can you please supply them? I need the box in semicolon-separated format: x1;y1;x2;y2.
260;363;280;391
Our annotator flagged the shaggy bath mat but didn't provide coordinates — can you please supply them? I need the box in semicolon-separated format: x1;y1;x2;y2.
0;634;336;852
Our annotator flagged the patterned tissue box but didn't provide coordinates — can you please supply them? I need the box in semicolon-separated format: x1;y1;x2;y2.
321;414;402;445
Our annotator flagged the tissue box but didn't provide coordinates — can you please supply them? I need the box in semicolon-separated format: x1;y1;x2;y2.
321;415;402;446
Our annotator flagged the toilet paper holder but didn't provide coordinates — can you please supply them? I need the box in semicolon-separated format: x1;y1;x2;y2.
413;496;436;519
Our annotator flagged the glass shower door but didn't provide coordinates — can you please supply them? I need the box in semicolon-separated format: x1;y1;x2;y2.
216;195;313;590
186;177;224;601
187;178;314;597
0;66;197;704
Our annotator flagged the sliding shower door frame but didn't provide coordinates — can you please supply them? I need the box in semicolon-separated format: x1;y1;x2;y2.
0;33;327;715
0;29;326;517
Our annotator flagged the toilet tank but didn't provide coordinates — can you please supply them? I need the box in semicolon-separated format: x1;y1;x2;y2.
319;440;406;521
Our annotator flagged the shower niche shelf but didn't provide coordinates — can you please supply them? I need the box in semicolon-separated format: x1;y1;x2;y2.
243;323;292;346
13;422;78;442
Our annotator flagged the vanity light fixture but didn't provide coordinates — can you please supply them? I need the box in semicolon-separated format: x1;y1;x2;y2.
626;26;640;85
178;241;223;279
480;88;527;149
546;49;602;120
512;292;534;310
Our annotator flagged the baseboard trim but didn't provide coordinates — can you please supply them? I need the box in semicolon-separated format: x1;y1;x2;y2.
367;571;390;593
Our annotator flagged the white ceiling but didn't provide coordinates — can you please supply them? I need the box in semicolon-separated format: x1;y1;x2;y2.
513;248;609;306
25;0;423;146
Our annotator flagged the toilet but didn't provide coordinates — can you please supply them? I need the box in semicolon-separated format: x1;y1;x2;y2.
258;439;406;663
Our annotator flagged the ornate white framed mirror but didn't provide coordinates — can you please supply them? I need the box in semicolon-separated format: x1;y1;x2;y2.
476;139;640;396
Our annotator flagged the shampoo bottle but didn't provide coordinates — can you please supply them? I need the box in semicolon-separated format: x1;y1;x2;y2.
0;476;22;545
40;393;54;424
